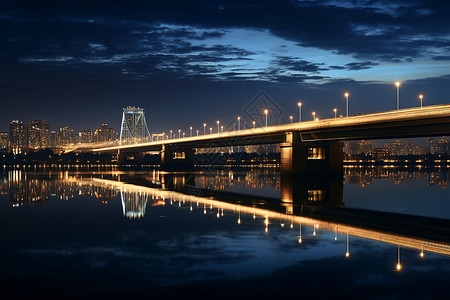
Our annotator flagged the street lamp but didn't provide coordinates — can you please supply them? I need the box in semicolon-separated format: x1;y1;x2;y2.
333;108;337;119
395;81;400;111
290;115;293;123
244;121;246;130
209;127;212;134
264;109;268;127
298;102;302;122
170;129;173;140
196;130;199;136
253;121;256;129
190;126;192;137
419;94;423;108
344;92;349;118
178;129;181;138
237;116;241;130
217;120;220;133
312;111;316;121
221;125;223;133
203;123;206;135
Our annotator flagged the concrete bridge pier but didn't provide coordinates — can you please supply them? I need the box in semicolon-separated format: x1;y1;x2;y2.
280;132;343;175
160;145;195;171
117;151;144;165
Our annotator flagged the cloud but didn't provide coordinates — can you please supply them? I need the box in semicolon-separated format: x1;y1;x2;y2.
2;0;450;84
344;61;379;70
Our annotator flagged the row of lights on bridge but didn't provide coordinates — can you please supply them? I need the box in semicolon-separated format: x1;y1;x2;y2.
163;82;425;140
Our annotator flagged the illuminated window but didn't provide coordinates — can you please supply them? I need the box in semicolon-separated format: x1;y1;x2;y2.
308;147;324;159
308;190;323;202
173;152;186;159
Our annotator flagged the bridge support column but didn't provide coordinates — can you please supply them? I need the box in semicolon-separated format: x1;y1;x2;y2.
280;132;343;175
117;151;144;165
160;145;195;171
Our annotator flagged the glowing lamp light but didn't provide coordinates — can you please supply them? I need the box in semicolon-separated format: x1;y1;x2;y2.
397;263;401;271
345;251;350;258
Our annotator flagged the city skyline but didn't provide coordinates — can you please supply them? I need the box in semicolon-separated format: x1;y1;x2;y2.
1;1;450;133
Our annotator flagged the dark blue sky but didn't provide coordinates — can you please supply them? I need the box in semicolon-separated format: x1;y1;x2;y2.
1;0;450;134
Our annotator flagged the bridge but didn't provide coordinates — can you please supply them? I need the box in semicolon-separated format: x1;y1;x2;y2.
92;104;450;174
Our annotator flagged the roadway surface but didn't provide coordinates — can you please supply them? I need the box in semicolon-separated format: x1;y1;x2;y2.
93;104;450;153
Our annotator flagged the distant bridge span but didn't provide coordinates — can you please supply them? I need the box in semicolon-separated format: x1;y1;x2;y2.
92;104;450;174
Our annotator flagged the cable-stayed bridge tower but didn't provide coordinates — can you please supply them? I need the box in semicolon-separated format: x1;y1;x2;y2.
120;106;152;145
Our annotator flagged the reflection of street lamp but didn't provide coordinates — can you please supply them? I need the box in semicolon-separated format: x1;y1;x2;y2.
264;109;268;127
334;108;337;119
419;94;423;108
298;222;302;244
345;233;350;257
298;102;302;122
397;245;401;270
395;81;400;111
345;92;349;118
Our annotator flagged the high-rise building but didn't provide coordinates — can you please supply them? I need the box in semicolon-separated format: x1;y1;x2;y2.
78;130;93;144
94;124;117;143
9;120;27;153
28;120;50;149
391;140;412;156
49;130;57;148
0;132;7;151
427;137;448;155
56;126;73;147
413;145;426;156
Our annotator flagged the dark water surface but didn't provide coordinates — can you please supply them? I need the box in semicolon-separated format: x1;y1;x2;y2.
0;166;449;299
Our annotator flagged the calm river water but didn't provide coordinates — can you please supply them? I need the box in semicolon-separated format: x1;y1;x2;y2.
0;166;449;299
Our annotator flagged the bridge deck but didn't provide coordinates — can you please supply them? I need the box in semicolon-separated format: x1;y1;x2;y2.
93;104;450;153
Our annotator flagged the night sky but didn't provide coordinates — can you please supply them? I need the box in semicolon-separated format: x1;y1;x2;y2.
1;0;450;134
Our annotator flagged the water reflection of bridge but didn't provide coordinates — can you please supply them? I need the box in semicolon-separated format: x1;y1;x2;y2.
87;177;450;258
2;169;450;258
